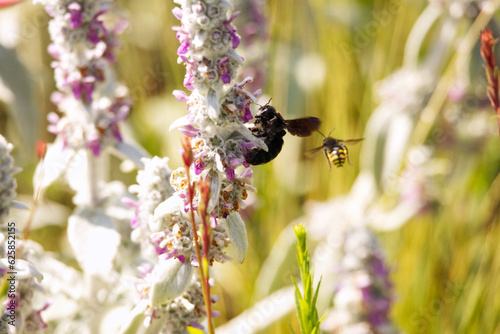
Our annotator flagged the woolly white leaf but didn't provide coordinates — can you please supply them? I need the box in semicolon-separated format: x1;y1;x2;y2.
33;139;80;192
150;259;193;306
226;212;248;264
112;141;150;169
232;124;268;151
206;89;220;120
119;300;148;334
253;225;297;299
10;200;28;210
0;45;39;150
100;306;133;334
381;112;413;190
215;286;295;334
37;256;83;322
359;106;393;190
227;48;243;64
207;170;221;213
368;200;421;231
0;258;42;281
152;196;184;232
67;208;121;277
169;115;191;132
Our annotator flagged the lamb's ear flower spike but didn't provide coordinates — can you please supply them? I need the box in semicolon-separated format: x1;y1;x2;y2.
320;227;398;334
0;137;50;333
126;0;263;331
124;0;262;331
125;155;217;334
34;0;131;156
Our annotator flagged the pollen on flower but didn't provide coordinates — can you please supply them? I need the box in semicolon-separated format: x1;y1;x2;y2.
220;207;230;218
171;168;189;192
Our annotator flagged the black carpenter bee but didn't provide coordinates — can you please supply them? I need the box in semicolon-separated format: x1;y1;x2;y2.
308;129;364;169
245;102;321;165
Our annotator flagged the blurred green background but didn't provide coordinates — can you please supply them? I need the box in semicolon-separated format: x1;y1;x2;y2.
1;0;500;333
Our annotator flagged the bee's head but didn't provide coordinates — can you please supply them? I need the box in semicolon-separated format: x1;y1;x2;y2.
323;137;337;146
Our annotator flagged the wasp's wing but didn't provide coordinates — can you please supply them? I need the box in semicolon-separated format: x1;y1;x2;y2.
339;138;365;145
305;146;323;158
284;117;321;137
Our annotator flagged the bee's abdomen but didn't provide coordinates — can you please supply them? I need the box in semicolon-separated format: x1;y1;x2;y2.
246;135;285;165
328;146;348;167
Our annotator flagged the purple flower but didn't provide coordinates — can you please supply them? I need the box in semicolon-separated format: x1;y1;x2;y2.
173;90;189;102
224;12;241;49
225;166;235;180
184;71;195;91
87;136;101;156
241;105;253;122
68;2;83;29
239;167;253;179
190;321;204;330
172;7;183;20
47;111;60;135
47;43;60;59
218;57;231;84
35;303;51;329
122;197;140;228
87;10;108;44
178;39;190;56
194;159;206;175
179;124;200;137
137;263;153;278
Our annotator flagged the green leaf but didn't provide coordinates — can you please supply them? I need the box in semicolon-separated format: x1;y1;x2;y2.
304;274;313;302
292;276;307;334
299;298;311;333
310;277;323;322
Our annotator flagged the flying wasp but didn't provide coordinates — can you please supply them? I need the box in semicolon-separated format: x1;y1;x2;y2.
308;129;364;169
245;102;321;165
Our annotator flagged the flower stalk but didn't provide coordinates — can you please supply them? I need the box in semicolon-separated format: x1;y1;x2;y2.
198;176;214;333
181;136;214;334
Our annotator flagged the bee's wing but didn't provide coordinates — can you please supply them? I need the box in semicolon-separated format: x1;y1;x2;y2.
305;146;323;158
284;117;321;137
339;138;365;145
